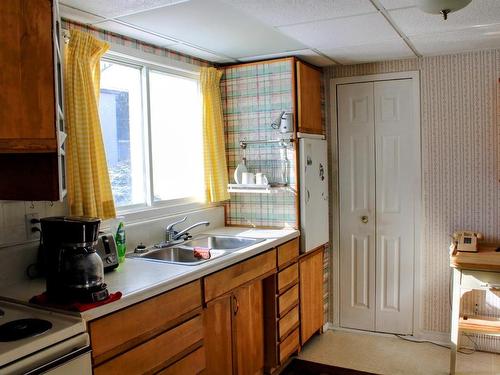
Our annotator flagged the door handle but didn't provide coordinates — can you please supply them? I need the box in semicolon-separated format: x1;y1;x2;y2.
232;295;239;315
361;215;368;224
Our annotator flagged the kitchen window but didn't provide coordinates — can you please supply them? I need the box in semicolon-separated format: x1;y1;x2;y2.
99;57;204;213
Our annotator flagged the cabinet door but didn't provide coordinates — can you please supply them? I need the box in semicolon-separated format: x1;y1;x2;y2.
0;0;56;151
296;61;323;135
204;295;233;375
233;280;265;375
299;249;324;345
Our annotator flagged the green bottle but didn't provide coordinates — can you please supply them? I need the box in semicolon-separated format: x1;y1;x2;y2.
115;221;126;263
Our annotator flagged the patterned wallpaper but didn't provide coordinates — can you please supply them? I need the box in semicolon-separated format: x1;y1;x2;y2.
61;19;210;67
221;59;298;228
324;49;500;351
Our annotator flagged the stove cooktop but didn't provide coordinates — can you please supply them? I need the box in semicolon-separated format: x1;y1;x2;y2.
0;300;85;368
0;318;53;342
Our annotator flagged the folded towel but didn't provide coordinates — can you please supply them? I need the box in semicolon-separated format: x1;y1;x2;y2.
193;246;211;260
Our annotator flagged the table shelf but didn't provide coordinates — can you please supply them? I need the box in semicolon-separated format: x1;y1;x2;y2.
459;315;500;335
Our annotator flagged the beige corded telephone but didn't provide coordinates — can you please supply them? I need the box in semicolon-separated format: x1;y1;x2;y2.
452;230;483;252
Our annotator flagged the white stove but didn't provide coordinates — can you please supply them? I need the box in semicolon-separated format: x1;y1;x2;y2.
0;301;90;375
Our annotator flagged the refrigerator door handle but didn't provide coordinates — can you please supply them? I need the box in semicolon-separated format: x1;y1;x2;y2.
306;189;311;203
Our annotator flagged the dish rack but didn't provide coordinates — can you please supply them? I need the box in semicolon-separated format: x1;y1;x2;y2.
228;138;294;193
243;159;288;187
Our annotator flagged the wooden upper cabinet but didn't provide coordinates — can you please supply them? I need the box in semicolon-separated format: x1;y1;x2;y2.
0;0;56;152
296;60;323;135
0;0;65;201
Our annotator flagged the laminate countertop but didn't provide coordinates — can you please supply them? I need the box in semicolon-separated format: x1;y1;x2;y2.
0;227;299;321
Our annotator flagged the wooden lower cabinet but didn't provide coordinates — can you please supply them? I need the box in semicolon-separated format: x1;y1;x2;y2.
93;315;203;375
299;247;324;345
204;295;233;374
233;281;265;375
90;281;205;374
156;346;206;375
88;240;307;375
204;279;265;375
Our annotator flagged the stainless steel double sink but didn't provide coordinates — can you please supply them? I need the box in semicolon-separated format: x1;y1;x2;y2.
127;235;265;266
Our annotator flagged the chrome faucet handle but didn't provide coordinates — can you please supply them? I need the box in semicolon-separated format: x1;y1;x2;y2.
166;216;187;231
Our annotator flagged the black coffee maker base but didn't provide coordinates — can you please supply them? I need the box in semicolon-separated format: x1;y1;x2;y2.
48;284;110;304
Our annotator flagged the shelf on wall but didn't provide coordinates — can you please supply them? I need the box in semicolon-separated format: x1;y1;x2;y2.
227;184;295;194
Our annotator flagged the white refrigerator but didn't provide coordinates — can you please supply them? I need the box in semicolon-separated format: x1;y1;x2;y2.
299;135;329;253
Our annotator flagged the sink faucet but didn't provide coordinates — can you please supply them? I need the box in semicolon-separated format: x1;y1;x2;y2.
165;217;210;242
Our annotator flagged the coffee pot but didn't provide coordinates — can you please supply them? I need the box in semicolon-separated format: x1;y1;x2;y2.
40;216;109;303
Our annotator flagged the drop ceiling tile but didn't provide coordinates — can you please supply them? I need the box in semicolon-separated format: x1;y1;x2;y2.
93;21;177;47
410;25;500;55
60;0;189;19
219;0;376;27
320;39;414;64
238;49;335;67
118;0;305;58
278;12;401;50
59;4;106;24
389;0;500;36
167;44;236;63
378;0;415;10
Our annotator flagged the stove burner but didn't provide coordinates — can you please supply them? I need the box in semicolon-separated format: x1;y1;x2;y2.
0;319;52;342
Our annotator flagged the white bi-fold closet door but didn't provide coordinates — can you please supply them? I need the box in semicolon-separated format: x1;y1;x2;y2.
338;79;418;334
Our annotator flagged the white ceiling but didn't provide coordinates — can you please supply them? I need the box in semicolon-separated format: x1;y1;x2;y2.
59;0;500;66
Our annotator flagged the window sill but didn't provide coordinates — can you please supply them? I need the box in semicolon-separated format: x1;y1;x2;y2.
101;200;220;229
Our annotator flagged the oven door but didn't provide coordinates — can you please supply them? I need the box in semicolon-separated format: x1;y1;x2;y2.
33;350;91;375
3;333;91;375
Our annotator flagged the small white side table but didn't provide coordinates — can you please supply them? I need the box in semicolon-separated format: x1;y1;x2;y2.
450;244;500;374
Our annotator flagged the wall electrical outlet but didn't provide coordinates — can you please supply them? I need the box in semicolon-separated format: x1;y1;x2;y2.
25;213;41;240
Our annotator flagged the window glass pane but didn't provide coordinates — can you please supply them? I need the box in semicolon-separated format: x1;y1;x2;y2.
99;61;146;207
149;70;203;202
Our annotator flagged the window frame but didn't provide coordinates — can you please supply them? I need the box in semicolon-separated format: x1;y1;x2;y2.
100;51;208;220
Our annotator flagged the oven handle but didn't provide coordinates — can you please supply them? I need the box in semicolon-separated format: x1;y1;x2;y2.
24;345;91;375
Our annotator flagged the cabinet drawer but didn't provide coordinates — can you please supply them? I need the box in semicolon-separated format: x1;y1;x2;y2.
156;346;206;375
94;315;203;375
277;238;299;269
204;250;276;302
278;284;299;318
279;306;299;341
90;280;201;362
279;328;300;364
278;263;299;294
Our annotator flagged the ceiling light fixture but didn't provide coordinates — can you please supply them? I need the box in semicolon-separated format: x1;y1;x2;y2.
416;0;472;20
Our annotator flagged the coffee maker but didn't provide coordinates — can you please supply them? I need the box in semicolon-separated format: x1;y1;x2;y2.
40;216;109;303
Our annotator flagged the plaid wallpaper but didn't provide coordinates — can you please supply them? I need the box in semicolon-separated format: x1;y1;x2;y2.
61;19;211;67
221;59;298;228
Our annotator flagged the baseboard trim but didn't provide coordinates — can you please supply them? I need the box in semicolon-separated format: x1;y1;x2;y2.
324;324;451;346
323;322;334;331
413;330;450;346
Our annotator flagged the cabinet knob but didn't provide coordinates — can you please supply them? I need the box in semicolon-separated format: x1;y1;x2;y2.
361;215;368;224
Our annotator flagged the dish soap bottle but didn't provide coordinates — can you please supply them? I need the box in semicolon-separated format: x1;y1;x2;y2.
115;221;126;263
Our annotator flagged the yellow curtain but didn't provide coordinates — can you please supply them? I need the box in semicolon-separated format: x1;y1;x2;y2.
200;67;230;203
64;30;116;219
